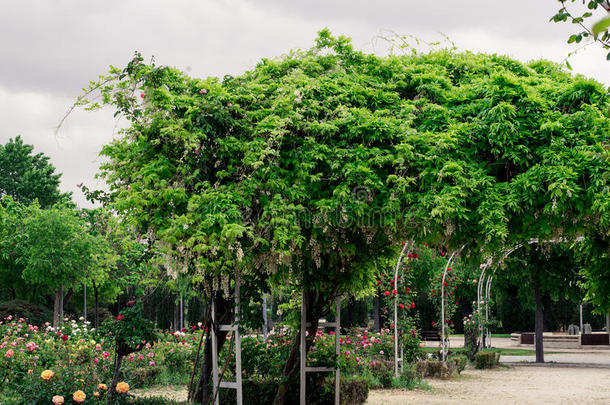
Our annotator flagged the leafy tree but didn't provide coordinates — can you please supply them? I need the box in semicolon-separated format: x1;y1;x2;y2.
496;243;584;362
21;205;101;326
551;0;610;61
73;29;610;401
0;197;29;301
0;136;68;207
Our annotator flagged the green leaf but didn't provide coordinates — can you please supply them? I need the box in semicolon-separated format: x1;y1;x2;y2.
592;16;610;38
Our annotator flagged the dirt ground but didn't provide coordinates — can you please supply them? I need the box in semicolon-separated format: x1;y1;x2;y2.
366;366;610;405
133;366;610;404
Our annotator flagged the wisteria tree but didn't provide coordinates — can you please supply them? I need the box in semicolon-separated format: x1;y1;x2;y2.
75;29;610;402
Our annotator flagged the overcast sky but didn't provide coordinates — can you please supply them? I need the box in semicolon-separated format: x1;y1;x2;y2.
1;0;608;207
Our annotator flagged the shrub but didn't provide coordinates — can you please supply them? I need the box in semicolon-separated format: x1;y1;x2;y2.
0;300;52;326
341;375;369;405
390;365;417;389
369;359;394;388
474;350;500;369
415;360;455;379
449;354;468;374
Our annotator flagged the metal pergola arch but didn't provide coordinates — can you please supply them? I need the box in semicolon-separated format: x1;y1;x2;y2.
476;237;584;348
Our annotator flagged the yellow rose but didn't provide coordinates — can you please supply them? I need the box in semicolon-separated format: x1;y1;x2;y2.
115;381;130;394
51;395;64;405
93;391;100;398
72;390;86;403
97;383;107;391
41;370;54;380
27;369;33;374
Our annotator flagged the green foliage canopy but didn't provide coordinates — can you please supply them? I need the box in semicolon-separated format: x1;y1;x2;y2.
0;136;67;208
80;31;610;305
21;205;102;293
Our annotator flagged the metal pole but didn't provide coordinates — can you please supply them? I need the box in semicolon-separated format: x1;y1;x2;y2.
300;291;306;405
180;294;184;331
235;277;242;405
334;298;340;405
580;304;583;333
441;249;461;364
485;276;493;348
393;241;412;377
211;298;219;405
477;268;485;348
83;284;87;322
262;295;268;338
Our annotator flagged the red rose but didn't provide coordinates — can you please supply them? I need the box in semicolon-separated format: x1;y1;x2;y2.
383;291;390;297
140;92;145;98
61;335;69;341
447;267;451;271
431;321;436;326
392;289;398;295
399;303;405;309
116;315;124;321
401;241;405;246
192;325;197;330
376;280;381;285
410;302;415;309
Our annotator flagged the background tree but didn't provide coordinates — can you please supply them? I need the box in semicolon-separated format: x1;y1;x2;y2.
21;205;99;326
496;243;585;362
0;136;68;207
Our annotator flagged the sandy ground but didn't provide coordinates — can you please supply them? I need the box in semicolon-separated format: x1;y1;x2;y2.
132;385;189;402
133;365;610;405
366;366;610;405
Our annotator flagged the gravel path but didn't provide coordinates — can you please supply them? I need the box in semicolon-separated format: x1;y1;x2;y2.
366;366;610;405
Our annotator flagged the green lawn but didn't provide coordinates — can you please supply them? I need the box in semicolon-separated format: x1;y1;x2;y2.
449;334;512;338
421;347;557;356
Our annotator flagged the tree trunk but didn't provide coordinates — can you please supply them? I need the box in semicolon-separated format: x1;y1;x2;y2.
534;284;544;363
53;288;62;327
107;348;123;404
272;291;327;405
192;294;232;404
93;280;99;328
174;294;181;331
374;293;381;332
63;288;74;313
344;296;353;329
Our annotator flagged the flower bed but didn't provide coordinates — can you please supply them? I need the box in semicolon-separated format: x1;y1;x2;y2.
1;314;429;404
0;315;200;404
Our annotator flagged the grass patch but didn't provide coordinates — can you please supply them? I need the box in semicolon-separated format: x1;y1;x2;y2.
449;334;512;338
421;347;557;356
